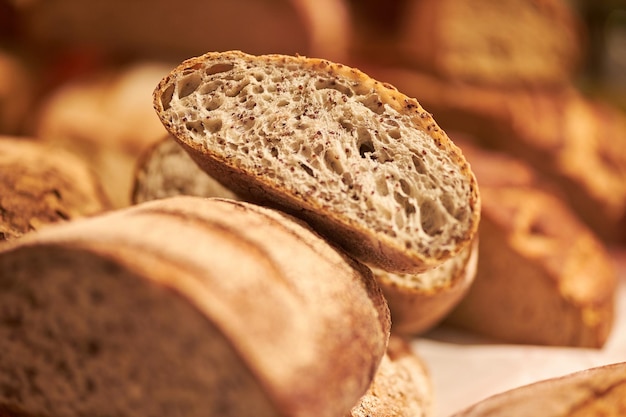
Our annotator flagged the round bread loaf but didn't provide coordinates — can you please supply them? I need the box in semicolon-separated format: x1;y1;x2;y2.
0;196;391;417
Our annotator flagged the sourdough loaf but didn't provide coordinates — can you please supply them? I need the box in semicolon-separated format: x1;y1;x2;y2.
132;135;238;204
34;61;174;208
153;50;480;274
350;0;585;87
444;140;617;348
451;362;626;416
0;136;110;242
349;336;433;417
0;196;390;417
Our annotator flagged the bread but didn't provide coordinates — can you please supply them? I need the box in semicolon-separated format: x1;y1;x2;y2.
349;336;433;417
11;0;351;63
132;134;239;204
357;67;626;243
350;0;585;87
451;362;626;416
371;236;478;335
153;50;480;274
0;136;110;242
0;196;390;417
0;49;34;135
34;61;174;208
444;140;617;348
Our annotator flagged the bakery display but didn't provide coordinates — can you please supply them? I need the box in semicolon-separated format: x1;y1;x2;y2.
153;50;480;274
0;196;390;417
0;136;110;241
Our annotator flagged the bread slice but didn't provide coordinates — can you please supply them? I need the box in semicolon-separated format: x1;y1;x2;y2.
153;50;480;274
451;362;626;416
444;140;617;348
372;236;478;335
349;336;433;417
132;134;239;204
0;136;110;241
0;196;390;417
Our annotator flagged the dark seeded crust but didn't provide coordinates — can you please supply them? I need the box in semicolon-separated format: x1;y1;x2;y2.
153;50;481;274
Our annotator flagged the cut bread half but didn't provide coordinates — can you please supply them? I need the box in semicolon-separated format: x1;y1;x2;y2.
132;135;238;204
153;50;480;274
0;196;390;417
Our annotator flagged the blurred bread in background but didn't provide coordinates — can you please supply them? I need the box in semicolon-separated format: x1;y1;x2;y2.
0;48;35;135
0;136;110;241
7;0;351;63
443;138;617;348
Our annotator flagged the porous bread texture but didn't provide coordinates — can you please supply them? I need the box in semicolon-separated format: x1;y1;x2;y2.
132;135;238;204
154;50;480;273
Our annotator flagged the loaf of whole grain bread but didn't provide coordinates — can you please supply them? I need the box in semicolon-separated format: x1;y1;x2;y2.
444;139;617;348
0;196;390;417
153;50;480;274
0;136;110;242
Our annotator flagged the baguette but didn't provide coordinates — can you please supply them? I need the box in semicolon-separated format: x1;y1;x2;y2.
0;136;110;241
0;196;390;417
153;50;480;274
451;362;626;416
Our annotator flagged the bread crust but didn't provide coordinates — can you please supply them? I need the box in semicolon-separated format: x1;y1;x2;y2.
0;196;390;417
153;50;481;274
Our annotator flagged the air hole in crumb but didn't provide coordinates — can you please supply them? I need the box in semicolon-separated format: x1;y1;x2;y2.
206;96;222;111
160;84;175;111
359;94;385;114
376;176;389;196
225;80;249;97
205;63;234;75
388;128;401;139
205;119;223;133
399;179;411;195
412;155;427;174
185;120;204;134
177;73;202;99
271;147;279;158
420;199;445;236
200;80;222;94
315;78;354;97
300;163;315;177
341;172;353;187
340;119;355;132
277;99;289;107
323;150;344;174
357;128;376;158
254;72;265;82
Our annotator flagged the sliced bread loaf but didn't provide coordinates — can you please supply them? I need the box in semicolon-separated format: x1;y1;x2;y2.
0;196;390;417
153;50;480;273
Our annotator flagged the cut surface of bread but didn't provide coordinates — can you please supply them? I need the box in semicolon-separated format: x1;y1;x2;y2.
0;136;110;241
132;135;239;204
153;50;480;273
0;196;390;417
451;362;626;417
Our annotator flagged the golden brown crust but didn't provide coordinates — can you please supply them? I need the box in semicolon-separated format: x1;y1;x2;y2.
444;145;617;347
0;136;110;242
0;196;391;417
153;50;481;274
451;362;626;417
